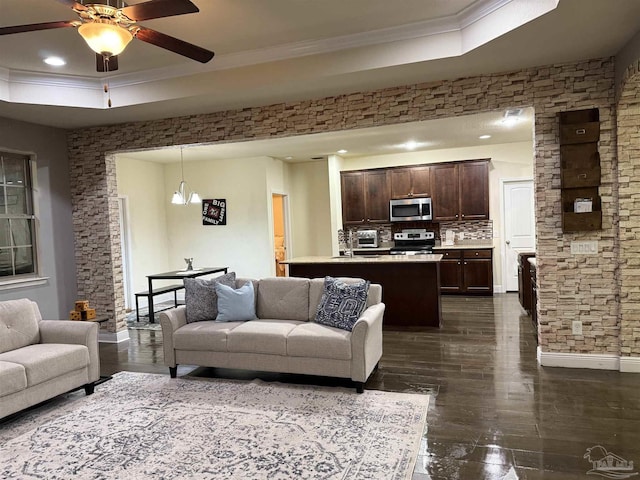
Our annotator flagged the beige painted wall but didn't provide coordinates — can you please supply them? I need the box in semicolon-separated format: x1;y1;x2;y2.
116;156;171;302
288;160;333;258
117;155;286;289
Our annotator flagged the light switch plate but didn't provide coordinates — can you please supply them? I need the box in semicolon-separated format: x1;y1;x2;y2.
571;240;598;255
572;320;583;335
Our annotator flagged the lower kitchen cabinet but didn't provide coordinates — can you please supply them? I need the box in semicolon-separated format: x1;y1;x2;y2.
518;252;535;313
438;248;493;295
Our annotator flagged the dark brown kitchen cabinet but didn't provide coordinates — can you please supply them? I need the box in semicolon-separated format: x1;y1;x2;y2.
341;170;390;225
518;252;535;313
438;248;493;295
431;160;489;222
431;164;459;221
459;160;489;220
390;166;431;199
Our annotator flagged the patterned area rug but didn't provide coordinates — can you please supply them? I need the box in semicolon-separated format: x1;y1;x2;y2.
0;372;429;479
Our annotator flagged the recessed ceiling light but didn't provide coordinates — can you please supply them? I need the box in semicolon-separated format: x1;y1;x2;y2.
337;149;348;154
285;156;293;160
479;135;491;140
44;56;66;66
402;141;418;150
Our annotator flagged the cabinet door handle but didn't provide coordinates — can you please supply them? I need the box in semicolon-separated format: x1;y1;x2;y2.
576;128;586;135
455;214;459;219
475;252;479;256
457;261;461;265
462;214;465;218
464;261;468;265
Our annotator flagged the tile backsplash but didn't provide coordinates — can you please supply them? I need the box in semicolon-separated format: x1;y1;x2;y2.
340;220;493;249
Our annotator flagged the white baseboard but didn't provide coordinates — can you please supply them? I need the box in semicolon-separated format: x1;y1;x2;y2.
537;347;621;370
493;284;505;293
620;356;640;373
99;329;130;344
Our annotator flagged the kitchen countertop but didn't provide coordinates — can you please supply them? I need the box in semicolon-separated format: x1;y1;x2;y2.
433;241;494;250
528;257;537;268
281;254;443;264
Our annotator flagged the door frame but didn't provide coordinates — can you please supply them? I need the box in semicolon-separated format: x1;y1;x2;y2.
500;177;535;293
269;191;291;276
118;196;134;310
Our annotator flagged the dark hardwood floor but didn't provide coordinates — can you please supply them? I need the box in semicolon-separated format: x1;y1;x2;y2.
99;294;640;480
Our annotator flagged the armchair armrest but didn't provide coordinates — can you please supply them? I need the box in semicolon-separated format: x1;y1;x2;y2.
159;306;187;368
350;303;385;382
39;320;99;382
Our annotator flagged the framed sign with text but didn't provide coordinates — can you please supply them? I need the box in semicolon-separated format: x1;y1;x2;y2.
202;199;227;225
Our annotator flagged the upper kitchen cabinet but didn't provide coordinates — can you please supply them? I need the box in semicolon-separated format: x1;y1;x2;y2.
390;166;431;199
431;159;490;222
341;170;390;225
431;163;459;221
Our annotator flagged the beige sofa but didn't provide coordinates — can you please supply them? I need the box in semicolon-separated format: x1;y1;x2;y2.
160;277;384;392
0;299;100;420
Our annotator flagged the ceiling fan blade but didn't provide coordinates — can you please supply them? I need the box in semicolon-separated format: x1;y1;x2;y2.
135;27;214;63
121;0;198;21
96;54;119;72
0;21;77;36
53;0;87;11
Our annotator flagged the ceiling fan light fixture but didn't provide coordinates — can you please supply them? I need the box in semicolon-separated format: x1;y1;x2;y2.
78;22;133;57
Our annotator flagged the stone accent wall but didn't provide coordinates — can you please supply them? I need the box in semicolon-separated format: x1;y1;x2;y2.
618;60;640;357
67;57;620;357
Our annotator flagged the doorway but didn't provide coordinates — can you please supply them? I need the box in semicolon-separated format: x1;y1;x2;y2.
502;179;535;292
272;194;287;277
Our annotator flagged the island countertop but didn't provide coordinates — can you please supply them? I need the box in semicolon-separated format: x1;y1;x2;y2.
281;254;443;264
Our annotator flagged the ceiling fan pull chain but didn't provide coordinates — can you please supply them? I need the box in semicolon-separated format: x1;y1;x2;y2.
102;56;113;108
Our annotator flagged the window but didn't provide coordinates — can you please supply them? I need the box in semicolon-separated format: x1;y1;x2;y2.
0;151;36;279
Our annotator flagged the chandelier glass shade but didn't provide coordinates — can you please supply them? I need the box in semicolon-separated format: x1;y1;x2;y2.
77;22;133;56
171;148;201;205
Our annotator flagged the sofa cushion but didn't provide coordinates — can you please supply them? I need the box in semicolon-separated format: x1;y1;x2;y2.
185;271;236;323
0;344;89;387
174;321;244;351
287;323;352;360
0;299;41;354
257;277;310;321
309;277;380;319
0;361;27;397
216;282;257;322
314;277;370;331
227;320;302;355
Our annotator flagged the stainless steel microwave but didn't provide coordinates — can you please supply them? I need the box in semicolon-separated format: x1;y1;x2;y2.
389;197;432;222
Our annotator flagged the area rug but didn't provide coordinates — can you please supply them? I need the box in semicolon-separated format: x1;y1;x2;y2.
126;301;181;330
0;372;429;479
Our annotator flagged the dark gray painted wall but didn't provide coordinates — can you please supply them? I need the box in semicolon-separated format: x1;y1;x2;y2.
0;116;77;318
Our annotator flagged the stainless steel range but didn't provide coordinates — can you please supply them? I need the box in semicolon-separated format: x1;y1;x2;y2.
390;229;435;255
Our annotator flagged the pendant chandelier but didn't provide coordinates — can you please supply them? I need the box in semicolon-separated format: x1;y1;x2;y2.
171;147;201;205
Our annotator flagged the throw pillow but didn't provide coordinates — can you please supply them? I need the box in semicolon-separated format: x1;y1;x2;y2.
314;276;370;331
185;272;236;323
215;281;257;322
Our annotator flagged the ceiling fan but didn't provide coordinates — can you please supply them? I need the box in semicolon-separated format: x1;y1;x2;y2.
0;0;215;73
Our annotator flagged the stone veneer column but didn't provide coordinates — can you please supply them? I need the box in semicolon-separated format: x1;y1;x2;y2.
617;60;640;363
68;58;620;360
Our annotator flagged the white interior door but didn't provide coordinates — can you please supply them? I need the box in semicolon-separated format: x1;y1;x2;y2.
503;180;535;292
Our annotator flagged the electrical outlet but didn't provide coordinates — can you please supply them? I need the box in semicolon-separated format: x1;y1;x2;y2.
572;320;583;335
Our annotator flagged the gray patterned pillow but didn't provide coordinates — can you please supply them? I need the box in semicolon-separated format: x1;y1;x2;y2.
314;276;370;331
185;272;236;323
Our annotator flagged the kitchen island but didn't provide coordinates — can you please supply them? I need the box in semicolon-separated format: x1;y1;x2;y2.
281;254;443;328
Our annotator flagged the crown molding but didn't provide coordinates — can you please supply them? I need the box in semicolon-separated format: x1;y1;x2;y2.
0;0;558;108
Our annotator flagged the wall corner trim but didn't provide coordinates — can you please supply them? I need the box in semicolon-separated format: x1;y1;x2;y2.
537;347;622;371
99;329;130;344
